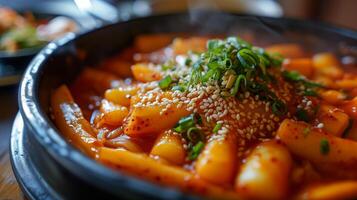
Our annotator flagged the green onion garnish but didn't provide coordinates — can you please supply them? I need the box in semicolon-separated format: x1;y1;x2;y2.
188;141;205;160
282;70;323;97
271;100;287;116
237;48;260;69
185;58;192;66
320;139;330;155
282;71;303;81
212;123;222;134
303;89;318;97
296;108;310;122
174;114;195;133
158;75;172;90
187;127;204;142
231;75;246;96
172;85;185;92
174;114;206;160
185;36;289;117
303;127;310;137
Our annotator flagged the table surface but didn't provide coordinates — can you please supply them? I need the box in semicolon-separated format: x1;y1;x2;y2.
0;85;24;200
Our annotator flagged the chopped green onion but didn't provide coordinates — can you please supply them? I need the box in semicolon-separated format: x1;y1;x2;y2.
212;123;222;134
237;48;259;68
225;74;237;89
303;127;310;137
271;100;287;116
320;139;330;155
268;52;284;66
188;141;205;160
172;85;185;92
161;65;172;71
185;58;192;66
282;71;303;81
174;114;196;133
196;114;203;125
296;108;310;122
303;89;318;97
187;127;204;142
174;114;206;160
231;75;246;96
207;40;220;50
303;81;324;88
282;70;323;98
158;75;172;90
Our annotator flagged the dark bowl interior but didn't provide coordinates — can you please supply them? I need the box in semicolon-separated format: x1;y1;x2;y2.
18;11;357;200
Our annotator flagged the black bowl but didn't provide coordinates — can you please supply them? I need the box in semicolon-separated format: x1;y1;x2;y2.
16;11;357;200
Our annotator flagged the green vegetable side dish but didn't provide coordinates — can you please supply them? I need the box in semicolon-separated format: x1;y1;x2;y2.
0;25;45;52
0;7;79;54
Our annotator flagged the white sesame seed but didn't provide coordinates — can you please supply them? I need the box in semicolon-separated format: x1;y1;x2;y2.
306;101;312;106
317;123;324;128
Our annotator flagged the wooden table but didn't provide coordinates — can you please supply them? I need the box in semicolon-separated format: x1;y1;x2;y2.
0;85;24;200
0;153;23;200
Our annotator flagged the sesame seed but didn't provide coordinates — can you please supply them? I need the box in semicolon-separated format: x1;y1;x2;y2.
306;101;312;106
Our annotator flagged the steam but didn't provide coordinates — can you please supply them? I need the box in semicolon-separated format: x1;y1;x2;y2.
146;0;356;57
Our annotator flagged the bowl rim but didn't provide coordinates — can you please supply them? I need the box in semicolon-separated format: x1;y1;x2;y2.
18;11;357;199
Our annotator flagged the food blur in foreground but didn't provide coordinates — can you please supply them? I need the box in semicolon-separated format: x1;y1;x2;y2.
0;7;78;53
50;34;357;199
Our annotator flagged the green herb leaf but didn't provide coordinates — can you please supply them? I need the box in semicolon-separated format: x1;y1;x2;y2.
303;127;310;137
174;114;205;160
158;75;172;90
185;36;287;117
231;75;246;96
302;81;324;88
282;71;304;81
237;48;259;69
174;114;195;133
271;100;287;116
320;139;330;155
282;70;323;97
212;123;223;134
187;127;204;142
188;141;205;160
161;64;172;71
303;89;318;97
174;114;202;133
185;58;192;66
172;85;185;92
207;40;221;51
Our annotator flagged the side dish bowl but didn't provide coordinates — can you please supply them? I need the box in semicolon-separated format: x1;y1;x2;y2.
17;11;357;199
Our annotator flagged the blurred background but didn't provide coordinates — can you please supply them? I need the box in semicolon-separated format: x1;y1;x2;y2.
1;0;356;29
